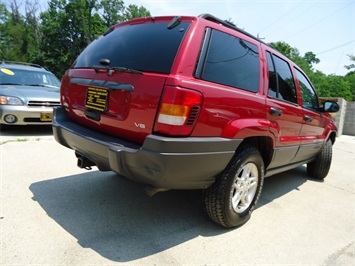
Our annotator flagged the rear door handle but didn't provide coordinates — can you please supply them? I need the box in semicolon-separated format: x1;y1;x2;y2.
270;107;283;117
304;115;313;122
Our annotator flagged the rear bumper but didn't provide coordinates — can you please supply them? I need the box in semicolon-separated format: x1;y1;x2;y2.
53;106;242;189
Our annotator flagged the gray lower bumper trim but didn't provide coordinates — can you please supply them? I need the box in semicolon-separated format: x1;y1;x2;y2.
53;106;242;189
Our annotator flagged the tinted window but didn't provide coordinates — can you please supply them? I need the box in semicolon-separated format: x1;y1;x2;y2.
266;52;277;98
74;22;190;74
201;30;260;93
268;53;297;103
295;68;319;110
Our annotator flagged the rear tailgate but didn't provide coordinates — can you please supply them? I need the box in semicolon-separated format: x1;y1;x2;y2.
60;17;192;144
61;70;167;143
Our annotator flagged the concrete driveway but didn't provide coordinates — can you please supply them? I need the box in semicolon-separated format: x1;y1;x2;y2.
1;126;354;265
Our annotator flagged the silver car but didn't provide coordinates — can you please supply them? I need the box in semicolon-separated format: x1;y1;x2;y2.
0;61;60;125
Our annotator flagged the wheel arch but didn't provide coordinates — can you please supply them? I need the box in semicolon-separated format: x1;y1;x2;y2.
236;136;274;170
328;131;337;144
220;119;276;170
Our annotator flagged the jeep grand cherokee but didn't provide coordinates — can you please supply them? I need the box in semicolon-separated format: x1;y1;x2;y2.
53;14;339;228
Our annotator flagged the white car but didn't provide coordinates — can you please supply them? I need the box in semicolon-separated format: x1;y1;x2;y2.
0;61;60;125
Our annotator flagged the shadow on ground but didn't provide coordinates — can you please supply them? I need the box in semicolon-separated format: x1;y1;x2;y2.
30;166;311;262
258;166;317;208
0;124;52;137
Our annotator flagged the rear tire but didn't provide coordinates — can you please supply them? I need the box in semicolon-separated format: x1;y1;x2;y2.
203;145;264;228
307;139;333;179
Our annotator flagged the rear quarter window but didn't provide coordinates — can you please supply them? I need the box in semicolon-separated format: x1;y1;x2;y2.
74;21;191;74
199;29;260;93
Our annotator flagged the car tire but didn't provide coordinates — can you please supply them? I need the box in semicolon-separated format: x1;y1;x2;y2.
307;139;333;179
203;145;264;228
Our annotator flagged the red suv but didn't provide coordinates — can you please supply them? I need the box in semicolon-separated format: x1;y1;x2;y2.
53;14;339;228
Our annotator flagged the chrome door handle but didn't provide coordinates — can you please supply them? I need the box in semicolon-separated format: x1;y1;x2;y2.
304;115;313;122
270;107;283;117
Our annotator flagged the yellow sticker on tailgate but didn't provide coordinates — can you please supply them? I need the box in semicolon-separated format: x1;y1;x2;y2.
85;87;109;112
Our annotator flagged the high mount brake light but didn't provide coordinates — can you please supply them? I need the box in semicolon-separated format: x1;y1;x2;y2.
154;86;202;136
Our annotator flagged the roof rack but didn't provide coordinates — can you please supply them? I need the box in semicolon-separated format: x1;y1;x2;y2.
1;61;44;69
198;13;268;46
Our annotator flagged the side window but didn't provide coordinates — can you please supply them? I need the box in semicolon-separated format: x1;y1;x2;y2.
266;52;277;98
200;29;260;93
295;68;319;110
267;52;297;104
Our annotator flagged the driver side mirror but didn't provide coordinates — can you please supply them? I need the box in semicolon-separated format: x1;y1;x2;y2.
322;101;340;113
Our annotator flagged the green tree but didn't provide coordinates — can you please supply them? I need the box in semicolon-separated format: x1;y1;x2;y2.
271;41;299;59
318;74;352;100
0;1;10;59
100;0;124;27
40;0;106;77
303;51;320;66
270;41;319;76
123;4;151;21
0;0;41;63
344;54;355;73
23;0;42;63
2;0;28;61
270;41;354;101
40;0;71;77
64;0;103;46
344;55;355;100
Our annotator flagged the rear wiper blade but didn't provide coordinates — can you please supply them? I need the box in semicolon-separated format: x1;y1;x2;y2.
92;65;143;75
111;66;143;74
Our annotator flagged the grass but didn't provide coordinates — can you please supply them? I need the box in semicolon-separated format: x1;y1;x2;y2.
0;138;29;145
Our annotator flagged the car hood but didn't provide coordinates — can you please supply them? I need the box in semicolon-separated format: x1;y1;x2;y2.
0;85;60;102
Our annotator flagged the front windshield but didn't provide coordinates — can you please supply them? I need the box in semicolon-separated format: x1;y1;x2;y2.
0;68;60;87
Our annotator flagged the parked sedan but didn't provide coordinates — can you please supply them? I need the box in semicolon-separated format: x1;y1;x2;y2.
0;61;60;125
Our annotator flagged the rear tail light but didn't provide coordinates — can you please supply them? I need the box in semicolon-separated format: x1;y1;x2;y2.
154;86;202;136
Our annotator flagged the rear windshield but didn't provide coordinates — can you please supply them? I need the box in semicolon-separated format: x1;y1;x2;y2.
73;21;191;74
